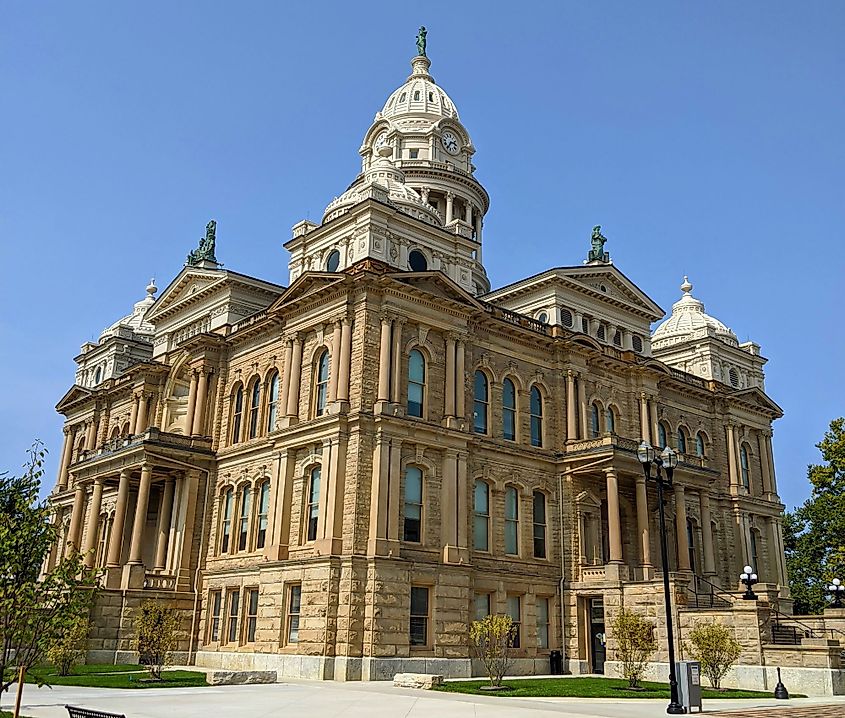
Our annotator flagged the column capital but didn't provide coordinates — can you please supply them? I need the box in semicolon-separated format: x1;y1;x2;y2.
379;310;396;324
603;467;617;477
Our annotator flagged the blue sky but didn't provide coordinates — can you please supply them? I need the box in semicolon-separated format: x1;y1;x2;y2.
1;2;842;510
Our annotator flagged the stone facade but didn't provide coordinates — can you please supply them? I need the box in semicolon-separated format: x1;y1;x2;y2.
48;40;816;689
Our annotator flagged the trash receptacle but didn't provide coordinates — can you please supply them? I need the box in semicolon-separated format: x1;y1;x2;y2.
549;650;563;675
676;660;702;713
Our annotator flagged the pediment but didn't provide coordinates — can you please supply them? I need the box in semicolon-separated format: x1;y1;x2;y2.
269;272;348;312
56;385;94;412
555;266;664;320
733;387;783;417
145;268;229;323
385;271;486;311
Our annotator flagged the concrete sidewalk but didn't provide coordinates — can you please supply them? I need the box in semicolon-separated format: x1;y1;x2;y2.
5;680;845;718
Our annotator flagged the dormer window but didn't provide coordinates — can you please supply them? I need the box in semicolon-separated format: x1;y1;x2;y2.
94;367;102;384
561;308;573;327
400;92;407;102
632;335;643;352
413;90;420;101
428;92;434;101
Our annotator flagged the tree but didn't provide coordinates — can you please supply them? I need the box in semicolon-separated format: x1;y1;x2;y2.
469;614;514;688
611;608;657;689
46;615;90;676
0;443;97;701
685;623;742;690
783;418;845;614
134;600;180;680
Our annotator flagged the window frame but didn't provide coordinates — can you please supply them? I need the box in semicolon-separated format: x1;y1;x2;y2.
285;583;302;645
226;588;240;645
407;349;426;419
529;385;543;448
502;378;517;441
256;480;270;550
658;422;669;449
237;484;251;552
314;350;330;417
605;406;615;434
740;444;751;489
248;379;261;439
306;466;321;542
473;370;489;435
409;585;430;649
677;427;688;454
695;432;706;457
266;371;279;433
209;590;223;643
532;490;547;559
402;466;424;543
245;587;259;644
231;385;244;444
589;402;601;438
504;485;520;556
473;592;492;622
473;479;491;552
507;594;522;649
220;488;234;554
536;596;550;649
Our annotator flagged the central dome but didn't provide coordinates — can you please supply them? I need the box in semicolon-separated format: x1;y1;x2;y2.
380;56;460;121
652;277;738;349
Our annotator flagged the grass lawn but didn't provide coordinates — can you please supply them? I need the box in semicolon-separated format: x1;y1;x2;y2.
434;676;797;699
23;664;208;689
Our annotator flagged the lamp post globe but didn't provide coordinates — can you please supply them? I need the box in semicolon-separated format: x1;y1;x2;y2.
638;440;655;466
829;578;845;608
740;566;758;600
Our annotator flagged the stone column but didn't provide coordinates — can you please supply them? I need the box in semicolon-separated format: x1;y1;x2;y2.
337;316;352;403
456;452;468;550
674;483;690;572
566;371;577;441
328;321;342;403
128;464;152;565
184;370;198;436
605;469;623;564
390;318;404;404
765;431;779;497
192;369;209;435
84;420;97;451
65;482;87;557
441;450;458;557
455;338;466;419
649;400;659;448
634;474;652;576
81;478;104;567
57;428;73;490
758;432;772;496
368;434;393;555
639;393;650;443
445;192;454;224
318;435;347;555
387;438;402;541
279;336;294;417
726;423;739;488
154;478;176;570
474;214;482;243
377;316;392;404
578;376;588;440
285;335;304;419
175;470;200;591
464;201;472;224
266;449;294;560
107;469;131;567
135;393;148;434
699;491;716;577
444;335;456;418
128;395;139;436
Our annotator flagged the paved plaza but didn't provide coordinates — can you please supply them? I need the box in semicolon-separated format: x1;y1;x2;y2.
6;680;845;718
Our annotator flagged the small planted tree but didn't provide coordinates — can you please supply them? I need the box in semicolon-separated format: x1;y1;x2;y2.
134;600;180;680
611;608;657;689
469;614;514;689
47;615;90;676
685;623;742;690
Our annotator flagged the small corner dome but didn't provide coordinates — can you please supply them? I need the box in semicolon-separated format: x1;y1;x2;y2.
652;276;738;348
99;279;157;341
381;56;460;122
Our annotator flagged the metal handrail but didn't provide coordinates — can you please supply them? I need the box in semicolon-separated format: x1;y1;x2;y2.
771;608;845;644
688;574;735;609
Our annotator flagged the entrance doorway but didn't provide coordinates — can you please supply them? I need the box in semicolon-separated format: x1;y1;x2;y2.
589;597;606;674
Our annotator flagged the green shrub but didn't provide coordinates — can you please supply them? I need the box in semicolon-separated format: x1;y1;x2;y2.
469;614;514;688
46;615;90;676
611;608;657;688
685;623;742;690
134;601;180;680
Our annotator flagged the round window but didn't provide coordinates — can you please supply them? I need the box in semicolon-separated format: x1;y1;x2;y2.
537;311;548;324
326;249;341;272
408;250;428;272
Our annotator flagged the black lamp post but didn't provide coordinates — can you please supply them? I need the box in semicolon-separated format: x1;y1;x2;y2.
638;440;685;715
828;578;845;608
740;566;758;600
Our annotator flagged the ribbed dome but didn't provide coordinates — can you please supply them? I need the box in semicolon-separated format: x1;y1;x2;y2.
100;279;157;341
380;56;459;121
652;277;738;348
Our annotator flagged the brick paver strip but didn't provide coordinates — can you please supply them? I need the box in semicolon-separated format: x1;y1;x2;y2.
711;706;844;717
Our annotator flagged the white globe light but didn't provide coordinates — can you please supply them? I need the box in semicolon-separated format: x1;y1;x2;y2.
834;578;841;586
751;574;758;581
744;565;753;574
740;573;749;580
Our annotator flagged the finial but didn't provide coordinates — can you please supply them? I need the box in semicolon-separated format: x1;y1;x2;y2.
416;26;427;57
681;276;693;295
146;278;157;297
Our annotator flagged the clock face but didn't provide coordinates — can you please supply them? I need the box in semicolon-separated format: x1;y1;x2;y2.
441;131;460;155
374;132;389;150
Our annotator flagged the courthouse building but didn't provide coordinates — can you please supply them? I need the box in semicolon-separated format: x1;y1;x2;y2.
49;39;797;682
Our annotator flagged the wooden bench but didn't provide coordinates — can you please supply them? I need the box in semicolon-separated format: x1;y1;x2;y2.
66;705;125;718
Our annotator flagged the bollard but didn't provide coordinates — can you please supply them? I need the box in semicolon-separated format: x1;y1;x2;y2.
774;667;789;700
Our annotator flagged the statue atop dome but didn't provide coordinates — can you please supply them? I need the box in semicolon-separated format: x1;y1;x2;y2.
587;225;610;263
416;26;427;57
187;219;219;267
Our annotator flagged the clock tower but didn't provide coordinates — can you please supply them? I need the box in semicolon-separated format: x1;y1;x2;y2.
285;37;491;295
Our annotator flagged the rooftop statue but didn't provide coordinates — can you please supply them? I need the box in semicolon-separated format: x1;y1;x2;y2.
186;220;218;266
416;26;427;57
587;224;610;263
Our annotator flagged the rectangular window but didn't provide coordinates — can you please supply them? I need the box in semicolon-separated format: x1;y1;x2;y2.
536;597;549;649
307;468;320;542
238;486;251;552
505;486;519;555
246;588;259;643
408;148;419;159
473;481;490;551
209;591;222;642
507;594;521;649
220;489;233;554
227;589;240;644
403;467;423;543
256;482;269;549
286;584;302;644
533;491;547;559
410;586;429;647
473;592;491;622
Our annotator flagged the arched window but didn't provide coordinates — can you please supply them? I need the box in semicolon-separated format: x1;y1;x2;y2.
306;467;321;542
605;406;615;434
408;249;428;272
658;422;668;449
220;488;234;553
473;371;489;435
505;486;519;555
266;372;279;433
314;350;330;417
94;367;102;384
238;484;251;551
326;249;340;272
529;386;543;447
750;529;759;572
695;432;706;457
407;350;425;418
248;380;261;439
256;481;270;549
686;518;697;573
561;308;573;327
740;445;751;489
403;466;423;543
677;428;688;454
473;480;490;551
231;387;244;444
533;491;547;559
502;378;516;441
590;403;601;438
632;335;643;352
